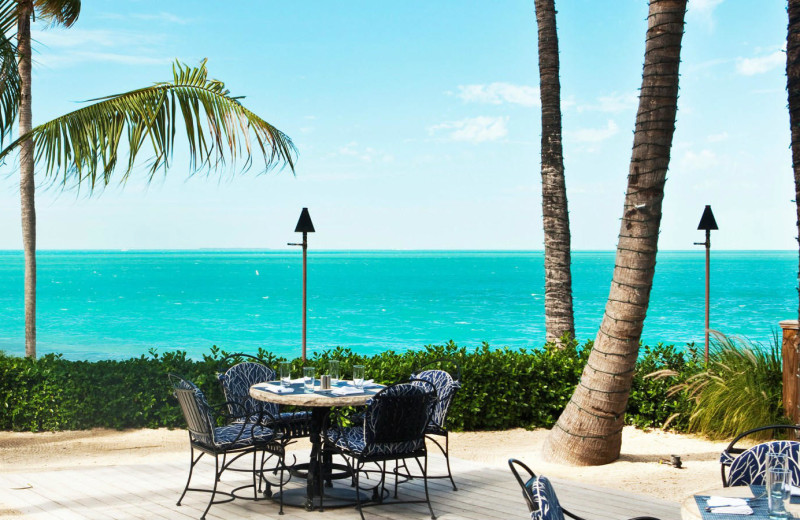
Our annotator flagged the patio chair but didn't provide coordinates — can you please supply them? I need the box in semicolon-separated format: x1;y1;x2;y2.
396;357;462;491
323;380;438;520
168;373;287;519
508;459;660;520
720;424;800;487
217;353;311;439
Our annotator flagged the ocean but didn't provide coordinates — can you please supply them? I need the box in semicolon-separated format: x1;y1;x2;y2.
0;250;794;361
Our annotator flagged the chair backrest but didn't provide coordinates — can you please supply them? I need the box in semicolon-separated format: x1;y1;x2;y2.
364;380;436;451
720;425;800;486
217;354;278;417
411;358;462;429
726;440;800;486
508;458;538;514
168;374;215;447
529;475;565;520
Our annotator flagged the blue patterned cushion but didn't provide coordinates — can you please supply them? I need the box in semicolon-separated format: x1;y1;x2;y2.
531;476;565;520
411;369;461;431
720;450;735;466
728;441;800;486
218;361;279;417
210;423;277;450
325;426;424;458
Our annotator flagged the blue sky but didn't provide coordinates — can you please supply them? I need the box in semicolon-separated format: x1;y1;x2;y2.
0;0;792;250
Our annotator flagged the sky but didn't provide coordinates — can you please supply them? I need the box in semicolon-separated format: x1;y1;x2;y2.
0;0;792;250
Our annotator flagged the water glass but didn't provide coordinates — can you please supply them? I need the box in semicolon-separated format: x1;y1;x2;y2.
767;466;791;519
353;365;365;389
279;362;291;388
303;367;316;393
328;360;340;385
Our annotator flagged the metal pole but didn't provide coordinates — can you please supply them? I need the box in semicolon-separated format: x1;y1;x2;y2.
302;231;308;362
704;229;710;364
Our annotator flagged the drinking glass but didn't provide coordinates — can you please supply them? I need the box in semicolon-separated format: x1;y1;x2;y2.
303;367;316;393
767;466;791;519
279;362;291;388
328;360;340;385
352;365;365;389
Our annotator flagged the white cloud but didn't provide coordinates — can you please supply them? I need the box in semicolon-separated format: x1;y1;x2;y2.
569;120;619;143
428;116;509;143
707;131;729;143
336;142;394;163
687;0;724;29
456;83;539;107
678;149;720;172
31;28;170;68
736;49;784;76
577;91;638;113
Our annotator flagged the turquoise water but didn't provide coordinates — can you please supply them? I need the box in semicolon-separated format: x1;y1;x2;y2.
0;250;794;361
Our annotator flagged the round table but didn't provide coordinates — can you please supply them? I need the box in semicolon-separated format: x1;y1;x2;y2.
250;381;383;511
681;486;800;520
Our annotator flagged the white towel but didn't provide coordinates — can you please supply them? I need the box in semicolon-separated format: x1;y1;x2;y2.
332;386;364;396
706;497;749;507
790;484;800;496
708;506;753;515
258;385;294;394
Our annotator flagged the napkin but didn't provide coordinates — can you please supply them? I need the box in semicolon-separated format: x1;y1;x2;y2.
791;485;800;496
707;506;753;515
363;380;381;388
258;385;294;394
706;497;749;508
332;386;364;396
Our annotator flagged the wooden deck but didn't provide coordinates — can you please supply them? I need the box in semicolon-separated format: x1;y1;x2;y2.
0;450;681;520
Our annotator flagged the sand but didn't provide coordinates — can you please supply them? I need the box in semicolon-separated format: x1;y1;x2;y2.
0;426;733;503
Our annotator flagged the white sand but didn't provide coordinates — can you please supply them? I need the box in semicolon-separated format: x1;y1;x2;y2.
0;426;733;503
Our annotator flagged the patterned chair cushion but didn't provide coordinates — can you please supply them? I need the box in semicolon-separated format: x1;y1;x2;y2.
325;426;424;458
727;440;800;486
411;369;461;431
531;475;565;520
218;361;279;417
209;423;277;450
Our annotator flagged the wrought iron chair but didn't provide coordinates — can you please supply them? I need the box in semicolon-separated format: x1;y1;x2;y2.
168;373;287;519
720;425;800;486
217;353;311;439
396;357;462;491
323;380;438;520
508;459;660;520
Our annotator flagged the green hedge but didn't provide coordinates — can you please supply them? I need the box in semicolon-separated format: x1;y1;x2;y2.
0;340;701;432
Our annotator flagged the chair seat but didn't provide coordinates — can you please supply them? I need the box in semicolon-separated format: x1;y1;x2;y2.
195;423;278;450
325;426;425;458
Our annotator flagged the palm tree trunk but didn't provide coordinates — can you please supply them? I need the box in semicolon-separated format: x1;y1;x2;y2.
535;0;574;343
543;0;687;465
789;0;800;328
18;1;35;358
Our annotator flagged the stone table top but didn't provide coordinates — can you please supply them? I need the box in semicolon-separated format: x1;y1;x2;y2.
249;381;383;407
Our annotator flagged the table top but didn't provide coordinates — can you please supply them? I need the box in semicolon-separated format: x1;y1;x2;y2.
681;486;800;520
249;381;384;407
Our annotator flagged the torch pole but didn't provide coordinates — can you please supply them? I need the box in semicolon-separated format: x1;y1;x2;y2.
301;231;308;362
704;228;710;364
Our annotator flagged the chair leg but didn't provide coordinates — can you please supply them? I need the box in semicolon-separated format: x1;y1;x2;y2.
201;454;222;520
278;453;285;515
422;454;436;520
252;449;258;501
177;446;202;506
355;462;366;520
443;433;457;491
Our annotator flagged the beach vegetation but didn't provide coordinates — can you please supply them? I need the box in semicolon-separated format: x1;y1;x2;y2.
0;340;696;433
670;332;788;439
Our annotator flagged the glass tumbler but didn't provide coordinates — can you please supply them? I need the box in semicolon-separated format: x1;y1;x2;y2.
329;360;340;385
280;362;291;387
767;466;791;520
353;365;365;389
303;367;316;393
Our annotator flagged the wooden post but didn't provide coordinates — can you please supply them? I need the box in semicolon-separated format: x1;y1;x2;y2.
780;319;800;424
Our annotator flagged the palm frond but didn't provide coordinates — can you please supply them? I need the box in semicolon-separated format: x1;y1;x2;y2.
33;0;80;28
0;59;296;190
0;0;15;36
0;26;19;141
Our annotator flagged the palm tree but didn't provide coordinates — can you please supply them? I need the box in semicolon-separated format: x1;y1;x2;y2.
534;0;574;343
3;1;295;358
542;0;688;465
14;1;81;358
788;0;800;329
